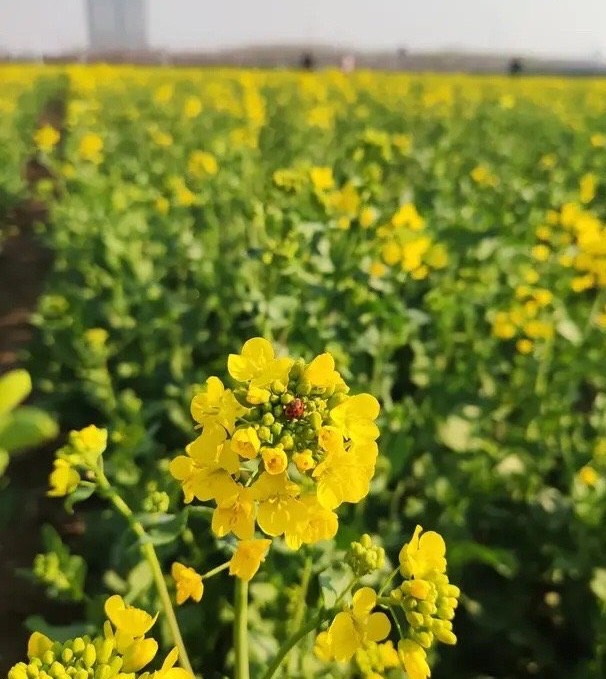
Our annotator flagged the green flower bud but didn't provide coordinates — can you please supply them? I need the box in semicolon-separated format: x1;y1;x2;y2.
412;631;434;649
262;413;275;426
60;650;73;665
42;652;55;666
297;380;311;395
405;611;425;628
258;426;271;442
360;534;372;549
271;380;286;394
309;412;323;431
281;393;294;405
270;422;283;437
280;434;294;450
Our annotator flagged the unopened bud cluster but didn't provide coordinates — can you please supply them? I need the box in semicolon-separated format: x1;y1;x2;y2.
142;489;170;514
346;533;386;577
393;572;460;648
9;636;123;679
236;357;350;467
354;640;399;677
32;551;84;601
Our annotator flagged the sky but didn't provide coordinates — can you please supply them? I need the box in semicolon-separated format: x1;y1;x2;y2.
1;0;606;59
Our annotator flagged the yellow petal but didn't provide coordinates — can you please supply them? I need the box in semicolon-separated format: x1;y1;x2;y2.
366;612;391;642
121;637;158;672
352;586;377;619
328;612;360;662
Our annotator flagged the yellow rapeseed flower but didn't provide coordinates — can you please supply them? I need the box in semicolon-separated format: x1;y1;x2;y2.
326;587;391;662
34;124;60;152
227;337;293;388
399;525;447;579
398;639;430;679
229;538;271;580
171;562;204;604
48;459;80;497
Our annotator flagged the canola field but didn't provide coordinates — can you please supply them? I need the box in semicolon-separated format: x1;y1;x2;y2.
1;64;606;679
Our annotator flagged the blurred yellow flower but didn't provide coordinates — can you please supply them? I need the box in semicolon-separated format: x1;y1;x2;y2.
34;124;60;152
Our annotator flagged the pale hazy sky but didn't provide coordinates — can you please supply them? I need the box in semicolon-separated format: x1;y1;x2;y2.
1;0;606;59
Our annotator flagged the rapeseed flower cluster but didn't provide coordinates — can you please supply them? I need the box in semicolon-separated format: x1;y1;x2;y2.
48;425;108;497
8;596;189;679
170;337;380;572
491;281;555;353
316;527;459;679
375;203;448;280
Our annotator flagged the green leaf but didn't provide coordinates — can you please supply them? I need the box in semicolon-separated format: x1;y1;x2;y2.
138;512;188;546
25;615;94;642
0;369;32;415
448;541;519;578
0;406;58;453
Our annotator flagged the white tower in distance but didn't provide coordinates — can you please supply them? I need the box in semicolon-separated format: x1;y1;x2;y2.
86;0;147;52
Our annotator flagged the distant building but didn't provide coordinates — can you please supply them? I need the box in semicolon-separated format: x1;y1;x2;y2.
86;0;147;52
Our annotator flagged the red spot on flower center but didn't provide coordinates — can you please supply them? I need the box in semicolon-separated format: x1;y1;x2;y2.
284;398;305;420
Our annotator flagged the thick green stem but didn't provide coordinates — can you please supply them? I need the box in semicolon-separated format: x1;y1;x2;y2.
96;470;194;675
234;578;250;679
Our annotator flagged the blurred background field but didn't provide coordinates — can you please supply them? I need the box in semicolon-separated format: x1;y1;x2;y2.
1;3;606;679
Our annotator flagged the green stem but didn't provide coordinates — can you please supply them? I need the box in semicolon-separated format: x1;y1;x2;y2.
96;469;194;675
262;575;358;679
378;566;400;597
201;561;230;580
287;556;313;675
261;611;328;679
234;578;250;679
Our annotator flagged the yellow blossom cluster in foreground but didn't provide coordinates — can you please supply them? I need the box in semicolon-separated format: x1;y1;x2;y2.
8;596;190;679
170;337;380;575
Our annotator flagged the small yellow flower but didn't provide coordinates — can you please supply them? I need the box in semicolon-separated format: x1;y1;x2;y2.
399;525;446;579
516;338;534;355
212;485;256;539
104;595;158;638
183;96;202;119
78;132;104;163
398;639;430;679
261;445;288;475
578;465;599;487
188;150;218;178
34;124;60;153
327;587;391;661
48;459;80;497
228;337;293;388
171;562;204;605
190;376;246;435
304;352;345;390
148;647;194;679
84;327;108;348
229;538;271;580
231;427;261;460
70;424;108;465
531;244;550;262
309;166;334;191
